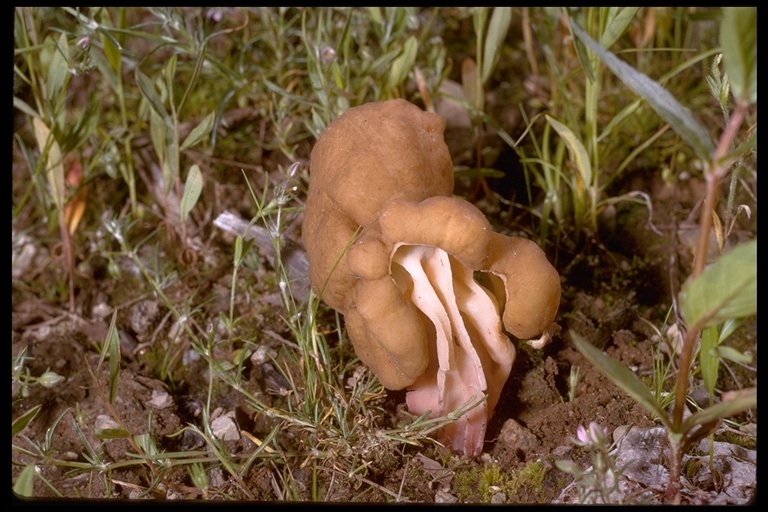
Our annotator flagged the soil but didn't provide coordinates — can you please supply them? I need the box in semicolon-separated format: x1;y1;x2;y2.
11;103;756;505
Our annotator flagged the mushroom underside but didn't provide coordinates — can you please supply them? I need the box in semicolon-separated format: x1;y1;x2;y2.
390;244;515;457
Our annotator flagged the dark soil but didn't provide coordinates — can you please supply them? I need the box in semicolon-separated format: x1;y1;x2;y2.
12;146;756;503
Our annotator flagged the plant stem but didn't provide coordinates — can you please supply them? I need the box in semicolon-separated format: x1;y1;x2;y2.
667;98;749;500
691;100;748;278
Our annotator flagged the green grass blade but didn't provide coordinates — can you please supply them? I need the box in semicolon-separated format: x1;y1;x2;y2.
720;7;756;104
545;115;592;188
679;239;756;328
482;7;512;84
599;7;639;49
387;36;417;91
570;21;716;160
699;325;719;400
570;331;671;429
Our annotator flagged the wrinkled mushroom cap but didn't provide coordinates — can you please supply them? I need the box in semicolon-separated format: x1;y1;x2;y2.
303;99;455;310
307;99;454;228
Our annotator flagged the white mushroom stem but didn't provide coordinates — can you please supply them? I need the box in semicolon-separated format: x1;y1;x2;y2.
391;244;515;456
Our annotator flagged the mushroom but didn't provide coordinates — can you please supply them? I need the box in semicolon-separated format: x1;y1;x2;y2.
301;99;560;457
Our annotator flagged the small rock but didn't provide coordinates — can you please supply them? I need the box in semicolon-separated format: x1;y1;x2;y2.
491;492;507;504
130;300;159;335
497;418;539;455
434;489;458;503
146;389;173;409
211;412;240;441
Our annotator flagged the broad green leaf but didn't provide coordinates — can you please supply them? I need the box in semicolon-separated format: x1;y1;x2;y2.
570;331;671;429
46;32;70;102
600;7;639;49
545;115;592;188
570;21;716;160
387;36;418;90
720;7;756;104
682;387;756;434
32;117;66;212
482;7;512;84
12;405;42;437
180;112;215;152
13;464;36;497
180;164;204;224
136;69;168;119
679;239;756;328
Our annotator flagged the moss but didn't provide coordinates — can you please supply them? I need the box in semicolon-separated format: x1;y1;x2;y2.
505;460;550;503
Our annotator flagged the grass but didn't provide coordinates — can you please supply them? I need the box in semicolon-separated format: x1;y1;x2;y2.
12;7;756;503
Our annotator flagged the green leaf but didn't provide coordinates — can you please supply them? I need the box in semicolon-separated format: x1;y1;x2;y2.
482;7;512;84
570;331;671;429
387;36;418;90
12;405;42;437
565;15;595;82
13;96;40;119
180;164;204;224
717;345;752;364
570;21;716;160
461;57;483;112
149;108;167;166
720;7;756;104
699;325;719;398
545;115;592;187
32;117;66;212
94;427;131;440
98;27;123;74
679;239;756;328
47;32;70;102
107;312;121;404
180;112;215;152
13;464;36;497
682;387;756;434
136;69;168;119
600;7;639;49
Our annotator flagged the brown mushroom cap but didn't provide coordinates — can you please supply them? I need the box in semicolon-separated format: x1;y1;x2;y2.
303;99;455;310
307;99;454;228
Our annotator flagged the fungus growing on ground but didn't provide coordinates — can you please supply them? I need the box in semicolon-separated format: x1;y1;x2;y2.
301;99;560;457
